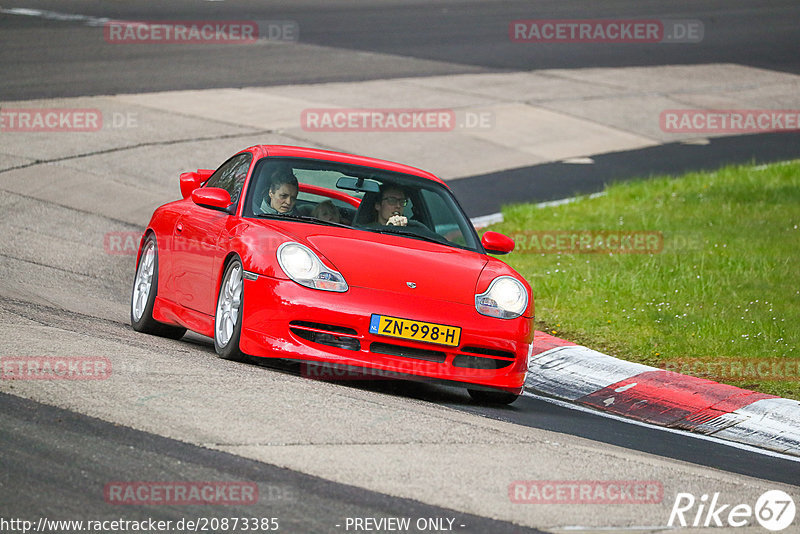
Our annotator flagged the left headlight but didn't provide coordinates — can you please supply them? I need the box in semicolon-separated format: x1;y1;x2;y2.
475;276;528;319
277;242;348;292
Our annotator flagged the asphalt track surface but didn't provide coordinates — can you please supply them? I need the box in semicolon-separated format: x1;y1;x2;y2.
0;392;544;533
1;0;799;100
2;1;800;532
451;131;800;216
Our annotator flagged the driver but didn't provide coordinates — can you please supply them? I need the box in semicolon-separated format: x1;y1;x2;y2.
260;170;298;215
374;184;408;226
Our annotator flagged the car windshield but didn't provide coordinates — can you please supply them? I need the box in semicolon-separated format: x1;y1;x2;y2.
242;157;481;251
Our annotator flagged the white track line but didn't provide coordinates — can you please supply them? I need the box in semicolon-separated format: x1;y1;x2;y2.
1;7;112;26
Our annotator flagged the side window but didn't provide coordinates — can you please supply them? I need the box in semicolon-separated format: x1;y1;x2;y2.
420;189;467;245
420;189;450;230
205;152;253;204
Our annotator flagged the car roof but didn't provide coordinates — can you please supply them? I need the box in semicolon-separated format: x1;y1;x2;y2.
248;145;447;187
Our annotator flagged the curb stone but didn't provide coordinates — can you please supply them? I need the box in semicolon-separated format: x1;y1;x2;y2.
526;331;800;457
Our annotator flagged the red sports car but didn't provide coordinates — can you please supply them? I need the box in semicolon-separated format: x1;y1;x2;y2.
131;145;533;404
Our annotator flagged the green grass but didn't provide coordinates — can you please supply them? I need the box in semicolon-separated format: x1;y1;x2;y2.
486;160;800;400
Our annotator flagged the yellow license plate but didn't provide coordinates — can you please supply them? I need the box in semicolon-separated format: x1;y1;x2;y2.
369;314;461;347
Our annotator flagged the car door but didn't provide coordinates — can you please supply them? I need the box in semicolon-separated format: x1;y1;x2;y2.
172;152;252;315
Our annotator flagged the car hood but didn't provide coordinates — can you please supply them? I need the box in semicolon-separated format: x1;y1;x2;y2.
305;231;488;305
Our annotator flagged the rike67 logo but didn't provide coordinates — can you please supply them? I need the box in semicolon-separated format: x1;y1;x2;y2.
669;490;796;531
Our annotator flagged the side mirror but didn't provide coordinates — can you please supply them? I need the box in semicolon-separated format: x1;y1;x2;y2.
180;169;215;199
482;231;515;255
191;187;233;213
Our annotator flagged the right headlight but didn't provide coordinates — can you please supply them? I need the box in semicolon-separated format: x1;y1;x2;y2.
277;242;348;292
475;276;528;319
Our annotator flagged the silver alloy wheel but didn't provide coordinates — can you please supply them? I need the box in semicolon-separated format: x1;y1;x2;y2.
131;240;155;323
215;262;243;348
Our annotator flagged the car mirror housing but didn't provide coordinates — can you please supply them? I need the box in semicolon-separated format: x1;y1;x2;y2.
481;231;515;255
180;169;215;199
191;187;233;213
336;176;381;194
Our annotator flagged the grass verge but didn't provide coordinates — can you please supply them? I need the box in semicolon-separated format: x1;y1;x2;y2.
487;160;800;400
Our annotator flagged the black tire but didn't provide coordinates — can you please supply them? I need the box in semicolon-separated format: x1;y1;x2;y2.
214;258;247;362
130;235;186;340
467;389;520;405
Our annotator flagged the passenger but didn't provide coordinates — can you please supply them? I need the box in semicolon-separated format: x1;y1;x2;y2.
260;170;298;215
312;200;342;223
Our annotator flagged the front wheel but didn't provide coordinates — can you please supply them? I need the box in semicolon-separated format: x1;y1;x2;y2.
214;258;246;361
130;235;186;340
467;389;520;405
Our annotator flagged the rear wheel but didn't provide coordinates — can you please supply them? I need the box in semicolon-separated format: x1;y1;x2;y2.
214;258;246;361
130;235;186;339
467;389;520;405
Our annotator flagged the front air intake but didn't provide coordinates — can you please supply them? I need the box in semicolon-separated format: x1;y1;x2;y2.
369;342;447;363
290;321;360;351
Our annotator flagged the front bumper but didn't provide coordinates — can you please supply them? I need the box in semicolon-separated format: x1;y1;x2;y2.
239;274;532;394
